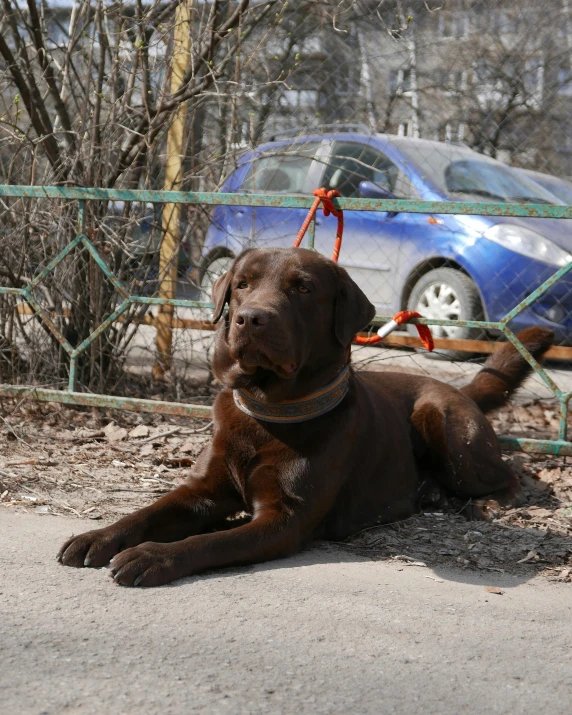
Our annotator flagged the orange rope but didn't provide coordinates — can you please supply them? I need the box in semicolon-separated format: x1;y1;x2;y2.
294;189;433;351
293;188;344;262
354;310;434;351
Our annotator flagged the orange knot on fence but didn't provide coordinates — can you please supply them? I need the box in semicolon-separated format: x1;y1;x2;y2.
293;188;344;262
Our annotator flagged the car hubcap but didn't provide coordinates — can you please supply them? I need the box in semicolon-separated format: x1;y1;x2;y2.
415;282;462;339
200;257;234;301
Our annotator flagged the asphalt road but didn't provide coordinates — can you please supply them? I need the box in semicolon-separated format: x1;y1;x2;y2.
1;512;571;714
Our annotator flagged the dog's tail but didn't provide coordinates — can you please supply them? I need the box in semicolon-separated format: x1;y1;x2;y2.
461;327;554;414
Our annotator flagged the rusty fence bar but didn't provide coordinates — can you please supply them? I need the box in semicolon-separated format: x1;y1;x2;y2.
0;185;571;456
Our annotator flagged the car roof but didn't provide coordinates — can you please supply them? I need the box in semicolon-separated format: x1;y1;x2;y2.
237;133;477;179
251;132;471;153
521;168;572;187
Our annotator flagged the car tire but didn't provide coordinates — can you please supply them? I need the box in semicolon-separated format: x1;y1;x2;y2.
407;268;485;361
198;252;235;304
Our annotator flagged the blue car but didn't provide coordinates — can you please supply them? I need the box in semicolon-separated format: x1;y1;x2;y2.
199;133;572;355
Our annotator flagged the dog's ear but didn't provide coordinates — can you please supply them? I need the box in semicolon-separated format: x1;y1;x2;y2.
211;270;233;324
334;268;376;346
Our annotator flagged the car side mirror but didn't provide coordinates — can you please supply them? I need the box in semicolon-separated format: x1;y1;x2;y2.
358;181;398;215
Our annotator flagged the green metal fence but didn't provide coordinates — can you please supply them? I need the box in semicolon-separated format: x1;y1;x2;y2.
1;185;571;456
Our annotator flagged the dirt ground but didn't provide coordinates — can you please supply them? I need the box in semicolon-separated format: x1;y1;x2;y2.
1;395;571;583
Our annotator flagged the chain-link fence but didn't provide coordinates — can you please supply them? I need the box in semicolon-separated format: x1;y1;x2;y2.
1;1;572;451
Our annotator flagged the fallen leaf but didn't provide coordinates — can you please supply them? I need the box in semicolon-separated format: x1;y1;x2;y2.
179;438;199;454
129;425;150;439
139;443;155;457
484;586;504;595
517;549;538;564
527;507;553;518
537;468;561;484
103;422;127;442
390;555;427;567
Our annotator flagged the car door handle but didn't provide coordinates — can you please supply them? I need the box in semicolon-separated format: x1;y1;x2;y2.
235;209;245;216
315;218;322;226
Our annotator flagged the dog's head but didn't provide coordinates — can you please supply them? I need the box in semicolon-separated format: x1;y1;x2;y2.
210;248;375;400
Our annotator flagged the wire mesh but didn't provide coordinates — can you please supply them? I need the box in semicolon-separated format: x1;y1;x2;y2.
1;0;572;453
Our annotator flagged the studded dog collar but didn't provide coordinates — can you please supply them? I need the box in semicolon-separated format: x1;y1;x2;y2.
233;366;350;424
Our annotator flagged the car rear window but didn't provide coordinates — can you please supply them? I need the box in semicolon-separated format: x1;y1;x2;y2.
242;143;319;193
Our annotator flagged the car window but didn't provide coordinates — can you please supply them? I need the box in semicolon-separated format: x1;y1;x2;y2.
537;178;572;205
444;159;560;203
394;141;560;203
321;141;418;199
242;143;320;193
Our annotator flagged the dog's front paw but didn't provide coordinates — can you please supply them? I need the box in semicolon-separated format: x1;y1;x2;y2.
108;542;182;587
57;526;130;568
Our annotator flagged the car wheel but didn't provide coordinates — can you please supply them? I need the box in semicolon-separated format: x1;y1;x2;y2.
199;253;235;303
407;268;484;360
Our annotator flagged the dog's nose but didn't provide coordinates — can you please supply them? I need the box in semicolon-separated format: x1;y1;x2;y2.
235;307;269;331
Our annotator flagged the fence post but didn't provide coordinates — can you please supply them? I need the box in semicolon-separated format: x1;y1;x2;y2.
153;0;192;379
68;199;87;391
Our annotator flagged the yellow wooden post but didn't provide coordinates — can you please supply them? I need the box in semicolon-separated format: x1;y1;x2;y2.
154;0;192;378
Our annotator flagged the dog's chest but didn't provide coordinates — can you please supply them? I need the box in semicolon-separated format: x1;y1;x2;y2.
217;416;276;500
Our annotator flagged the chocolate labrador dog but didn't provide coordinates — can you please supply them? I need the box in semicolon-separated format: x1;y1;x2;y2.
58;247;553;586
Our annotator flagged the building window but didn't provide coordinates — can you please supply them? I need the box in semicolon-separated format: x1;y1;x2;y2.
398;120;414;137
433;69;467;95
524;58;544;105
439;12;468;39
494;11;520;34
558;69;572;96
452;70;467;92
279;90;319;110
389;68;412;95
442;122;466;143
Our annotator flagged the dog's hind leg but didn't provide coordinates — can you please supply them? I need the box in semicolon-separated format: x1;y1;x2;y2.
411;396;524;519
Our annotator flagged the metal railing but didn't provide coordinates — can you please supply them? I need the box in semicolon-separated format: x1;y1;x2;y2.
1;185;571;455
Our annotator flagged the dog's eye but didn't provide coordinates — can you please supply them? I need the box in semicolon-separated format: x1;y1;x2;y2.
237;281;248;289
297;284;310;293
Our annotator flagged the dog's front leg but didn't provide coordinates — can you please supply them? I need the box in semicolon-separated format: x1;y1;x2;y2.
108;507;302;587
58;443;242;568
108;463;319;587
